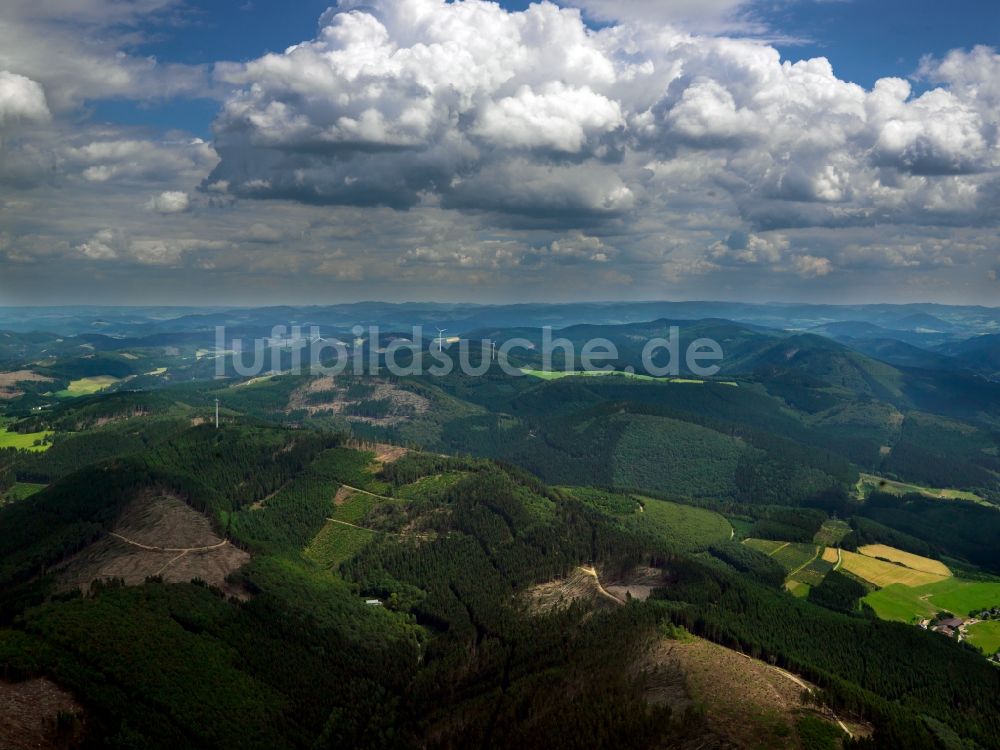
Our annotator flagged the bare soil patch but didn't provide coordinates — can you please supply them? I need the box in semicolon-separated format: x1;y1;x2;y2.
0;370;53;399
603;566;667;602
56;490;249;595
333;486;357;506
288;377;430;426
371;443;408;466
526;568;621;614
647;637;870;748
0;677;84;749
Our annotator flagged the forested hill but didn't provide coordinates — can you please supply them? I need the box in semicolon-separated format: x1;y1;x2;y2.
3;310;1000;748
0;420;998;748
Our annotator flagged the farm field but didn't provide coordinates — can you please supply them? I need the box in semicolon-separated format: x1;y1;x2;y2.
0;427;53;452
864;578;1000;622
839;550;948;588
632;496;732;551
54;375;120;398
857;544;951;576
856;473;987;505
965;621;1000;656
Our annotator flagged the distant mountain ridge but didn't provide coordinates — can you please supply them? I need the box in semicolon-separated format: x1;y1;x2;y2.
2;300;999;338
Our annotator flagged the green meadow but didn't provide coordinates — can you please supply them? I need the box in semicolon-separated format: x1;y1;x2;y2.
54;375;121;398
856;473;987;505
0;427;53;452
965;621;1000;656
519;368;737;386
865;578;1000;622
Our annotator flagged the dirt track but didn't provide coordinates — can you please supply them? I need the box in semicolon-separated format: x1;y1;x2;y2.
55;491;249;593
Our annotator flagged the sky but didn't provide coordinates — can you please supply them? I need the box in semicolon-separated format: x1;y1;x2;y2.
1;0;999;306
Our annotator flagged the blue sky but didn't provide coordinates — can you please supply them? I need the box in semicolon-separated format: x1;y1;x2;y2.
1;0;999;305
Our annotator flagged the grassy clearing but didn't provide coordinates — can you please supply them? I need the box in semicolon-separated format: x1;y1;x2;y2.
2;482;46;502
857;544;951;576
54;376;120;398
631;496;732;551
0;427;53;452
233;374;276;387
785;580;811;597
195;348;235;359
813;519;851;546
865;578;1000;622
839;550;948;588
727;516;755;540
519;368;738;386
856;472;987;505
304;522;375;569
965;621;1000;656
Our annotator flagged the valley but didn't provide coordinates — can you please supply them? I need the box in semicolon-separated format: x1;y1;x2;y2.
1;302;1000;749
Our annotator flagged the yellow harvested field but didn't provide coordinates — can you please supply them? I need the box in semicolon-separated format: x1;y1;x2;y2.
839;550;949;588
821;547;839;564
857;544;951;576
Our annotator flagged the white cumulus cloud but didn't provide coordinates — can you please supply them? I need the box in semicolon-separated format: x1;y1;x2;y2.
146;191;190;214
0;70;49;126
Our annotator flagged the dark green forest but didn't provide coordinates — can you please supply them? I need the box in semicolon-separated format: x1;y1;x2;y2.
2;317;1000;749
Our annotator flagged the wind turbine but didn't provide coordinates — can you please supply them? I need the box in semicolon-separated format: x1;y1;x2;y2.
435;328;448;352
215;398;220;429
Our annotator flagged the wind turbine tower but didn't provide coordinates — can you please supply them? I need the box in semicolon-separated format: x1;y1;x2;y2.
435;328;448;352
215;398;220;429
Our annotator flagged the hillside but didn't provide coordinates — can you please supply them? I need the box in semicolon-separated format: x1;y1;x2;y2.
2;311;1000;748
